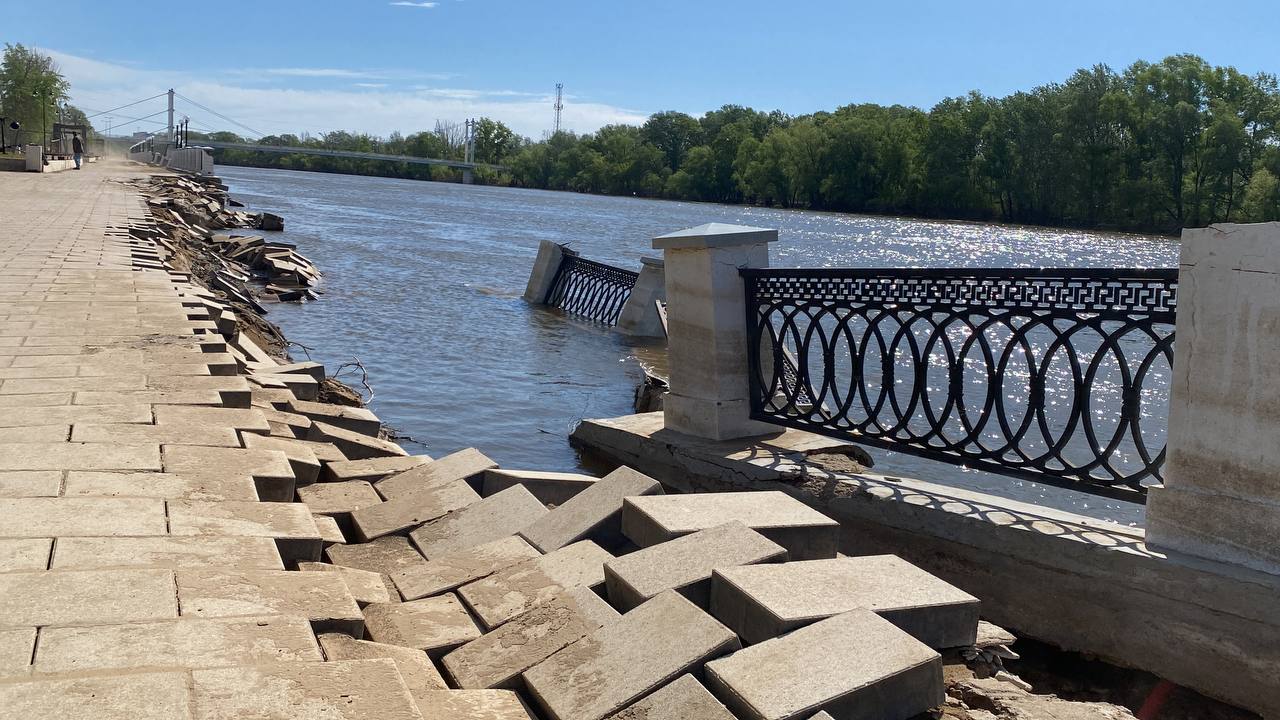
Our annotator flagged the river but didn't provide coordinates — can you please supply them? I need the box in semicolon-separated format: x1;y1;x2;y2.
216;166;1179;525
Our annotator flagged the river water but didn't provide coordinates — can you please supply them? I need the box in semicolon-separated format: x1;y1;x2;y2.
217;166;1179;525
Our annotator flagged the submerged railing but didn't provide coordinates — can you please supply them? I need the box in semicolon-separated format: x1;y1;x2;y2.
742;267;1178;500
544;251;639;325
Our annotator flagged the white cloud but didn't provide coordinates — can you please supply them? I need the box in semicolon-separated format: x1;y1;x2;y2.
42;48;649;139
259;68;383;79
390;1;438;6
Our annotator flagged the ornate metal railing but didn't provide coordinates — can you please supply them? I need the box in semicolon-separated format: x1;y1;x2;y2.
544;252;638;325
743;267;1178;500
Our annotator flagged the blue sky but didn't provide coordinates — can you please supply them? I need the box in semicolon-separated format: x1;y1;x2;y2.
8;0;1275;139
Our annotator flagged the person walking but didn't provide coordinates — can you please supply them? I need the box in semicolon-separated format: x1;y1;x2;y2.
71;133;84;169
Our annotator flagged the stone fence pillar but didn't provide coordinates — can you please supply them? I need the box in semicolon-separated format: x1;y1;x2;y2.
616;257;666;337
654;223;779;440
1147;222;1280;575
523;240;568;303
24;145;43;172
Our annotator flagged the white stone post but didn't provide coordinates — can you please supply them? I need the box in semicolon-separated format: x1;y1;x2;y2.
524;240;568;304
1146;222;1280;575
654;223;779;440
24;145;43;172
616;257;667;337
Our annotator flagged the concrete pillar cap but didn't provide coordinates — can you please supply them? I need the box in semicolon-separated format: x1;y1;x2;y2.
652;223;778;250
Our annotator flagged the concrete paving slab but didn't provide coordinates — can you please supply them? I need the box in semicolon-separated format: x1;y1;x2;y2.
326;535;429;576
622;491;840;560
163;445;297;502
0;424;69;442
704;609;944;720
176;568;364;635
314;513;347;545
0;441;160;471
309;420;407;461
318;632;449;692
153;406;272;437
0;497;167;537
52;535;283;570
605;674;736;720
0;403;150;427
0;626;36;679
519;466;662;553
32;615;322;675
0;670;193;720
459;540;613;630
0;470;61;497
393;534;542;601
523;591;741;720
352;479;481;541
605;520;787;611
299;561;395;605
0;538;51;572
412;689;535;720
0;568;177;626
709;556;980;648
241;432;327;483
483;469;599;507
299;480;383;522
409;484;548;559
325;453;430;482
288;398;382;436
444;586;619;689
63;470;259;501
167;500;323;563
364;593;482;657
75;389;228;406
71;422;240;447
191;658;422;720
373;447;497;499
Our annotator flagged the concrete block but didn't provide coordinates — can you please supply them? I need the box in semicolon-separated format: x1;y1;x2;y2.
524;590;741;720
289;399;381;436
0;441;160;472
0;402;152;428
191;658;422;719
167;500;323;564
317;632;448;692
162;445;296;502
52;536;282;570
605;520;786;611
325;454;431;482
444;586;619;689
0;497;166;537
0;626;34;678
622;491;839;560
32;615;321;675
151;405;271;433
0;568;177;627
605;674;735;720
410;484;548;559
374;447;497;499
175;568;364;636
0;471;61;497
394;535;542;601
299;480;383;524
0;424;69;442
314;513;347;544
483;468;598;506
710;556;979;648
0;538;52;572
364;593;482;658
519;466;662;553
413;689;535;719
326;535;428;576
704;610;943;720
299;561;395;605
352;479;482;542
309;420;407;461
71;422;240;447
241;433;326;484
460;540;613;630
258;405;311;438
0;670;191;720
62;470;258;502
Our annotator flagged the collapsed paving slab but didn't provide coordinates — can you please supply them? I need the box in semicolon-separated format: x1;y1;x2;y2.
309;420;407;461
412;689;536;720
62;470;259;502
519;466;663;553
605;674;736;720
483;469;599;506
299;480;384;526
444;586;619;689
288;399;382;436
523;590;741;720
0;568;178;627
393;534;543;601
191;658;423;719
31;615;321;676
604;520;787;611
458;540;613;630
326;535;429;576
704;610;944;720
313;514;348;545
324;454;431;483
622;491;840;561
351;479;482;542
167;499;323;563
162;445;296;502
175;568;364;635
241;433;330;484
317;632;449;693
709;555;980;647
51;535;283;570
363;593;482;658
0;497;167;537
0;538;51;572
299;561;395;605
374;447;497;500
409;484;548;558
0;627;36;679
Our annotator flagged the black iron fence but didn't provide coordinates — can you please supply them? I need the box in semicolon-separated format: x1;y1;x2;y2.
742;267;1178;500
544;251;639;325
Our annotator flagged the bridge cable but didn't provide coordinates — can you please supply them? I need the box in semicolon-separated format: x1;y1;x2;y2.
102;109;171;129
83;93;168;121
173;93;265;139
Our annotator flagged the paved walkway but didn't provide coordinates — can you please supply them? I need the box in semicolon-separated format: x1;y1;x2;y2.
0;162;417;718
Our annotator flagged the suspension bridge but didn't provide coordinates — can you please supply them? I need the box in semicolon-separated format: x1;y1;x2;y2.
84;89;507;179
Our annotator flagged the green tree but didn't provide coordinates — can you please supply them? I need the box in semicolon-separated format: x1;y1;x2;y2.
641;111;702;171
0;43;70;148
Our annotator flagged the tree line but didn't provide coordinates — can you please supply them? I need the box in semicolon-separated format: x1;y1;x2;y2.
1;44;94;152
204;54;1280;233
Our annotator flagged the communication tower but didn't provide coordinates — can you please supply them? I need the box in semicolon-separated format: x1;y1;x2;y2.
553;83;564;134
